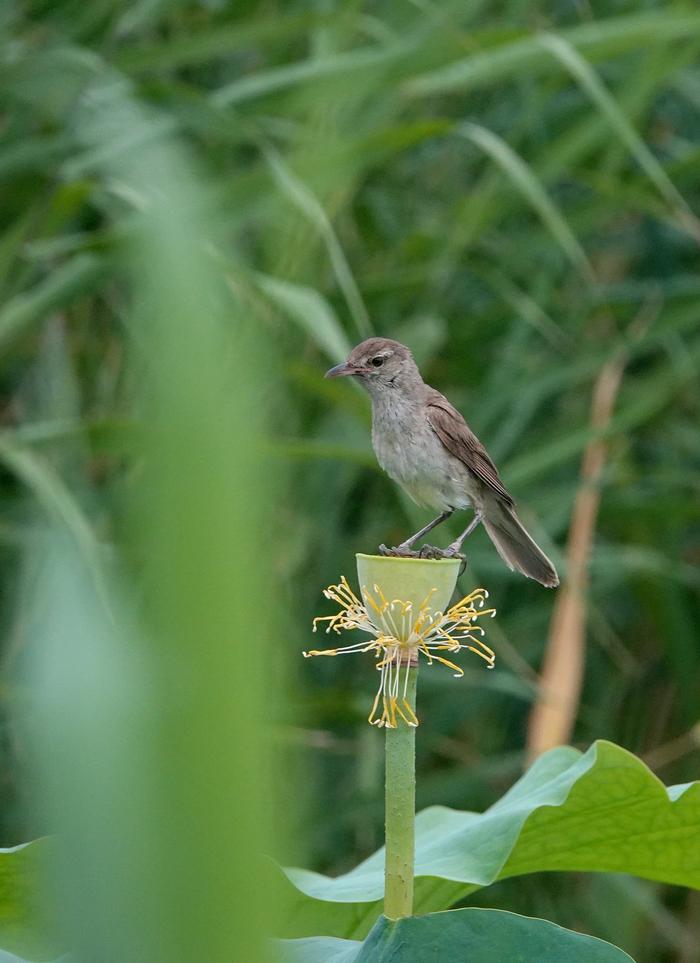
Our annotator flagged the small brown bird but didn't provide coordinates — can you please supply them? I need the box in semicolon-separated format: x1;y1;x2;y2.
326;337;558;588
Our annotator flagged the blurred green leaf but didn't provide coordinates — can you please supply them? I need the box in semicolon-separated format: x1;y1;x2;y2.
456;123;593;279
406;12;700;95
115;13;317;72
211;43;409;108
538;33;698;236
0;255;103;353
262;146;372;340
257;274;352;362
0;435;106;601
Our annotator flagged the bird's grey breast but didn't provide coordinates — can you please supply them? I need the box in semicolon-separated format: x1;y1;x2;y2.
370;393;472;511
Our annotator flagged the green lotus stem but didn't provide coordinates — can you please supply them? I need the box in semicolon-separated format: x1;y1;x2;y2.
308;556;490;917
384;663;418;920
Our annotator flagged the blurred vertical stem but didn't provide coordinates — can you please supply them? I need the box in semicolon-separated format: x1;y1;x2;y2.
55;75;279;963
384;663;417;920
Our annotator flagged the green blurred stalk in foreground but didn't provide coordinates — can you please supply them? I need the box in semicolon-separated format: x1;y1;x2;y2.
24;70;281;963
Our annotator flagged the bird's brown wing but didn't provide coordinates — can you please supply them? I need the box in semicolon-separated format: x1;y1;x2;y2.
425;388;515;507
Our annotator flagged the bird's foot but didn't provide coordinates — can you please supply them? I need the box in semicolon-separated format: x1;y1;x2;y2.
378;543;421;558
417;544;449;560
410;543;466;561
378;544;467;568
415;543;467;575
442;542;467;578
441;543;467;576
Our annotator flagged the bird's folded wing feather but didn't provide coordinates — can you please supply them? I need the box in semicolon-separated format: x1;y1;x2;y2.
425;389;515;506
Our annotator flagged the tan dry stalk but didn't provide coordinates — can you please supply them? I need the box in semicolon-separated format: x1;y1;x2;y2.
526;298;657;760
526;357;623;759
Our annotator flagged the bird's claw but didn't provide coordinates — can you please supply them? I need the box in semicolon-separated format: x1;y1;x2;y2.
420;544;467;575
378;543;467;575
378;543;421;558
443;546;468;576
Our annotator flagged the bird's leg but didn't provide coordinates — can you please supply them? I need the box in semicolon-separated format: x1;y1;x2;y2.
400;509;453;549
442;511;483;558
379;510;453;558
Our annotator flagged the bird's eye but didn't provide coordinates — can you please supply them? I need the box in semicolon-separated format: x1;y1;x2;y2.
370;356;384;367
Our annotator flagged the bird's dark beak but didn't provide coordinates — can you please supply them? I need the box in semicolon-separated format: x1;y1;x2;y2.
325;361;356;379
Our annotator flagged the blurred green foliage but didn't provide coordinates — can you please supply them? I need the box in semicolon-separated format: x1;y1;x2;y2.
0;1;699;961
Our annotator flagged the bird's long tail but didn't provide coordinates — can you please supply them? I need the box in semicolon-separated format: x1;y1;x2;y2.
481;498;559;588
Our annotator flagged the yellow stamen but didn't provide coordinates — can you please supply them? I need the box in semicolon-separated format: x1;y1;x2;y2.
426;654;464;676
465;644;495;667
368;688;382;726
306;577;496;726
394;698;419;727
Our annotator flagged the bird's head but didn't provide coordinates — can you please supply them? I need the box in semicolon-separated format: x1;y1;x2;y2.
325;338;422;397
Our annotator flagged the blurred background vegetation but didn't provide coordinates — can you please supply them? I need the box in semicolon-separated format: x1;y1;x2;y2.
1;1;700;961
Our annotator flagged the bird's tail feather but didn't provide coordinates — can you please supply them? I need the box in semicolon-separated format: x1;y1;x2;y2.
482;499;559;588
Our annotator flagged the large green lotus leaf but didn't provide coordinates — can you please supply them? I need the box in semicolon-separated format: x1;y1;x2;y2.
276;741;700;939
278;909;634;962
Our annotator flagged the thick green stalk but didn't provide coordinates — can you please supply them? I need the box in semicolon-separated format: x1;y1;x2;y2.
383;664;417;920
